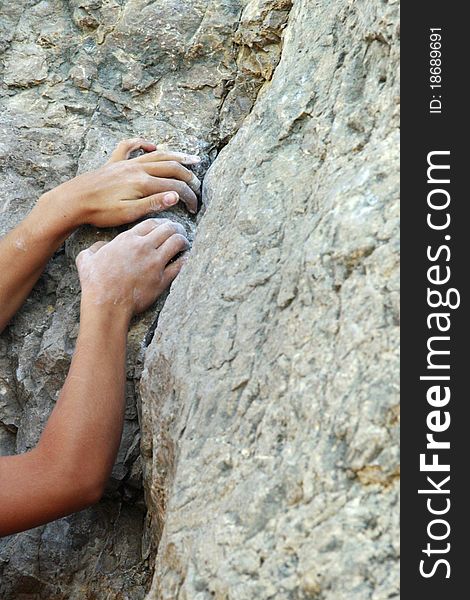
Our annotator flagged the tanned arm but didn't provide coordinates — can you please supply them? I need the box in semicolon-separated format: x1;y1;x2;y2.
0;137;200;332
0;137;198;536
0;217;189;536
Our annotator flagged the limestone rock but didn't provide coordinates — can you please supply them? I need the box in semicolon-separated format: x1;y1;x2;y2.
1;0;277;596
0;0;399;598
3;43;48;87
140;0;400;598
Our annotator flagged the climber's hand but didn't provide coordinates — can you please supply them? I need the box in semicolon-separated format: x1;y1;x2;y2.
37;138;201;231
76;218;189;319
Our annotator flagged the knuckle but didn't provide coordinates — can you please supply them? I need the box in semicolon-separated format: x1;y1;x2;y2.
121;137;139;146
139;170;150;184
164;222;179;234
129;236;144;250
115;161;133;176
148;197;163;212
75;250;86;265
137;242;149;256
125;206;139;221
173;223;186;236
139;173;153;192
126;161;141;173
174;233;189;245
168;180;183;195
114;230;130;242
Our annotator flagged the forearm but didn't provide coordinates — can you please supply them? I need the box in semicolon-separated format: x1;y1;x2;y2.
0;195;77;332
36;301;130;496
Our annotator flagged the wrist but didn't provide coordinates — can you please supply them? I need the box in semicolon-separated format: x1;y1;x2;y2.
80;295;132;331
15;196;75;255
34;188;82;237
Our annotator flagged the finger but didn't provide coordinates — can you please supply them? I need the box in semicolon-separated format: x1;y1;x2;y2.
75;249;87;267
157;233;190;265
132;149;201;166
107;138;157;163
87;240;108;253
75;241;107;267
75;241;108;267
129;218;171;236
127;191;180;220
146;221;187;248
143;161;201;194
162;253;189;286
144;178;198;214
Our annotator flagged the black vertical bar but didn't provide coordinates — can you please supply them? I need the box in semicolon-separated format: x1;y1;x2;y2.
402;4;467;598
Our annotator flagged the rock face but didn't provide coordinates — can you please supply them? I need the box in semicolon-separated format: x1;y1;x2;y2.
0;0;399;598
140;1;400;598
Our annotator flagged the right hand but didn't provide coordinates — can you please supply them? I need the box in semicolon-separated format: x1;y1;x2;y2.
38;138;201;232
76;218;190;318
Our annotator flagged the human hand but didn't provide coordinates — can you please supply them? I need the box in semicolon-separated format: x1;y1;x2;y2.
39;138;201;231
76;218;189;319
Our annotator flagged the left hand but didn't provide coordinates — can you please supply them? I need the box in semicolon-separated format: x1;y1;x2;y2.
38;138;201;230
77;218;190;318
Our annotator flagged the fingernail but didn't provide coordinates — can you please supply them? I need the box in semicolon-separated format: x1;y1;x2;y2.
184;154;201;164
163;192;178;206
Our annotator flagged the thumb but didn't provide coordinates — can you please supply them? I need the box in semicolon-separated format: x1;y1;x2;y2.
75;241;107;267
87;240;108;254
130;191;179;217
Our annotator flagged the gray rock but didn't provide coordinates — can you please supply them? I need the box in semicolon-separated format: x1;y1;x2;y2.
140;0;399;598
0;0;399;598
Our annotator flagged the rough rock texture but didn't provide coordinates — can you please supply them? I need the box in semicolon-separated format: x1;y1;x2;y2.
0;0;399;598
140;1;400;598
0;0;291;597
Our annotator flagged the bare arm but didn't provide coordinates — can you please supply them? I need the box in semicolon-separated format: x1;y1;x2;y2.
0;218;189;536
0;306;129;534
0;138;200;332
0;202;73;332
